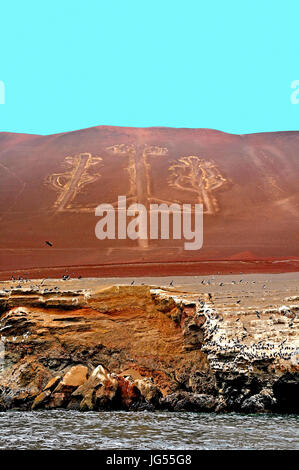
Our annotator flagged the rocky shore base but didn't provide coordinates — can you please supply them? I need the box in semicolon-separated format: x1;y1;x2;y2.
0;282;298;413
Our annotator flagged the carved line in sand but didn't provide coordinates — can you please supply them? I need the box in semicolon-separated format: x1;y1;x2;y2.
105;144;168;249
245;145;286;197
46;153;103;212
46;146;227;250
105;145;226;251
168;156;227;215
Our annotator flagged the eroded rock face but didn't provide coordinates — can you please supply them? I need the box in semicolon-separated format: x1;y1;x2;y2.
0;284;298;413
0;287;89;314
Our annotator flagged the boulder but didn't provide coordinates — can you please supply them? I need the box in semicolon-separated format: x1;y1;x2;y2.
161;391;216;411
43;376;61;392
72;365;118;411
32;390;51;410
215;396;228;413
54;365;89;393
135;378;162;405
241;389;276;413
46;392;69;409
116;375;142;409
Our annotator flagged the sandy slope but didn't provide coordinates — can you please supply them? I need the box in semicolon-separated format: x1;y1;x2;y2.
0;126;299;276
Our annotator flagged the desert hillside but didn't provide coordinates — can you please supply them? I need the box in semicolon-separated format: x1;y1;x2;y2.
0;126;299;277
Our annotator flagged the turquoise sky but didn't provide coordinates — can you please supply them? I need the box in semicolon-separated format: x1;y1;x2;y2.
1;0;299;135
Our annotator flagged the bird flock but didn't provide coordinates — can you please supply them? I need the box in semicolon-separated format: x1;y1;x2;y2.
197;293;299;372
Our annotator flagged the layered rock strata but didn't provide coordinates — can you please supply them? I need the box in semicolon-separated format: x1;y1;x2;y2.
0;284;298;413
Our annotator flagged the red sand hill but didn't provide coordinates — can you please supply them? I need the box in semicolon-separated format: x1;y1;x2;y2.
0;126;299;278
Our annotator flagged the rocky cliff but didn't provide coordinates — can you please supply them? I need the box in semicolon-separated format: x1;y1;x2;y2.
0;283;298;413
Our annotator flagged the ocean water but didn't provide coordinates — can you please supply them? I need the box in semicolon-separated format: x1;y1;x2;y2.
0;411;298;450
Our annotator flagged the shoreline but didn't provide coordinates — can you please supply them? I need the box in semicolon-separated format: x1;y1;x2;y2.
1;259;299;281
